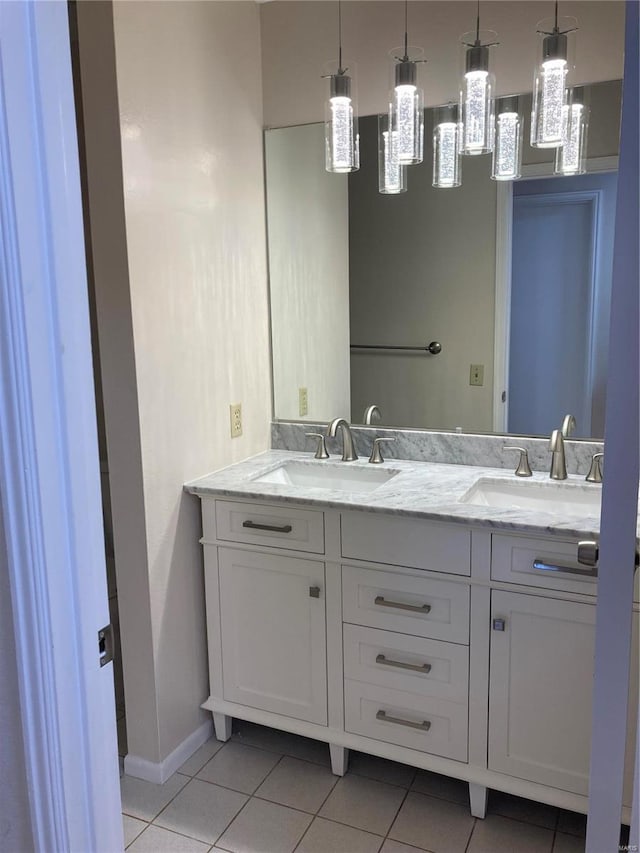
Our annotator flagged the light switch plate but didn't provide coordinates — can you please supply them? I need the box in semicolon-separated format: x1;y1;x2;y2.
299;387;309;417
469;364;484;387
229;403;242;438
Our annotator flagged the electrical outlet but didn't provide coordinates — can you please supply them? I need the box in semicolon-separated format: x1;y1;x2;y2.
469;364;484;387
299;387;309;417
229;403;242;438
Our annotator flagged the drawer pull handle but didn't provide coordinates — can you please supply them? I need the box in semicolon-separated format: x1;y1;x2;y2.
242;520;293;534
376;654;432;674
374;596;431;614
532;559;597;579
376;710;431;731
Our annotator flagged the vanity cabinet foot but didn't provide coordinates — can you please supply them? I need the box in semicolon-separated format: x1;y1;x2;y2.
330;744;349;776
213;712;232;742
469;783;488;818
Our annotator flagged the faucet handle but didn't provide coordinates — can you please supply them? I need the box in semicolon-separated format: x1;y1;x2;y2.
305;432;329;460
503;446;532;477
369;437;395;464
586;452;603;483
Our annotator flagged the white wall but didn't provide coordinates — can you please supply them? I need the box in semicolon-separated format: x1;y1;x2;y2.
111;0;271;762
0;507;34;852
266;124;351;421
78;0;272;767
260;1;625;128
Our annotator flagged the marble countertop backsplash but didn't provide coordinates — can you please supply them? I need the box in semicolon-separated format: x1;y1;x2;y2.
185;449;620;541
271;421;604;478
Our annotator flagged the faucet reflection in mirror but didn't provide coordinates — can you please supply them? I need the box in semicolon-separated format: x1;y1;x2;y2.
324;0;359;174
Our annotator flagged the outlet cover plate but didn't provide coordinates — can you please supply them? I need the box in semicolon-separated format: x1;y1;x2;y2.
469;364;484;387
230;403;242;438
299;387;309;417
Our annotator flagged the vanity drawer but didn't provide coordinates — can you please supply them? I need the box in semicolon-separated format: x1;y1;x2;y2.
344;680;468;761
492;534;598;595
343;624;468;703
342;565;470;644
208;500;324;553
341;512;470;576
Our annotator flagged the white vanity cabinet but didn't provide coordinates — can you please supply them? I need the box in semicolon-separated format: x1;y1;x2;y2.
196;493;638;824
218;548;327;726
488;588;638;806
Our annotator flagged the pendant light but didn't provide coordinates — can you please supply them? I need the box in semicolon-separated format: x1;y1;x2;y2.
491;96;523;181
378;106;407;194
555;87;589;175
324;0;359;173
433;104;461;188
390;1;424;165
531;2;578;148
459;2;497;155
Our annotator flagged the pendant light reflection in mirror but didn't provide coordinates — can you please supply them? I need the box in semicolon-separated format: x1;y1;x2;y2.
432;104;461;189
378;106;407;194
324;0;359;174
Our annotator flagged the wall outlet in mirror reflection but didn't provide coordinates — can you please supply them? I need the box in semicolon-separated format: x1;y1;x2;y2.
299;387;309;417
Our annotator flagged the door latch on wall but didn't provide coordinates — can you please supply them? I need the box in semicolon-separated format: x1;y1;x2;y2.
98;624;114;667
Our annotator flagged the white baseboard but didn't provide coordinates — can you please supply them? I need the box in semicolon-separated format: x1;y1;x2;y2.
124;717;213;784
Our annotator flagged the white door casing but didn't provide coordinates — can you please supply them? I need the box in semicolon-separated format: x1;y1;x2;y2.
0;3;122;850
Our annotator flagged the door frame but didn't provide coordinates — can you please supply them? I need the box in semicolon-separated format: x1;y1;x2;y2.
493;156;619;432
0;3;122;851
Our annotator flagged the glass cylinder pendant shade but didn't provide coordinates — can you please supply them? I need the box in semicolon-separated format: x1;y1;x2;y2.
391;53;424;165
459;32;496;155
491;96;523;181
555;88;589;175
433;105;461;188
324;70;359;173
378;108;407;194
530;18;577;148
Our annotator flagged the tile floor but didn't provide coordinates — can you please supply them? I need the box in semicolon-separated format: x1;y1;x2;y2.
120;721;616;853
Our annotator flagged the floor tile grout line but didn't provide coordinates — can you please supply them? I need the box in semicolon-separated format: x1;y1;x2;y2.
463;817;478;853
133;821;219;850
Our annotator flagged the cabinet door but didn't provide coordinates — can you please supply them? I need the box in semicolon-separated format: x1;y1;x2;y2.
489;591;638;799
218;548;327;725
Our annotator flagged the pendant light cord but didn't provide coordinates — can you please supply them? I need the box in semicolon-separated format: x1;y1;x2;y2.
554;0;559;31
338;0;343;72
404;0;408;58
476;0;480;43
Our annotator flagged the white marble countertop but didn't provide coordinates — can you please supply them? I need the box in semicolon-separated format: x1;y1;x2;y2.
184;450;619;541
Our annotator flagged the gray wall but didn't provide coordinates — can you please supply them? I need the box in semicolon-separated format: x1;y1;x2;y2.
349;112;497;431
0;503;34;853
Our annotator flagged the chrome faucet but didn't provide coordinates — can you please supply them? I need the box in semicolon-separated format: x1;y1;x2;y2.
326;418;358;461
549;429;567;480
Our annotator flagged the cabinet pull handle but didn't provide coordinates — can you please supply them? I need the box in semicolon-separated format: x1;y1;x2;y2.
376;710;431;731
374;596;431;614
242;520;293;534
376;654;431;674
532;559;597;579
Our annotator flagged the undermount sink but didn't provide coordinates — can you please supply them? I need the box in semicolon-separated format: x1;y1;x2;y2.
460;477;602;517
252;461;400;493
